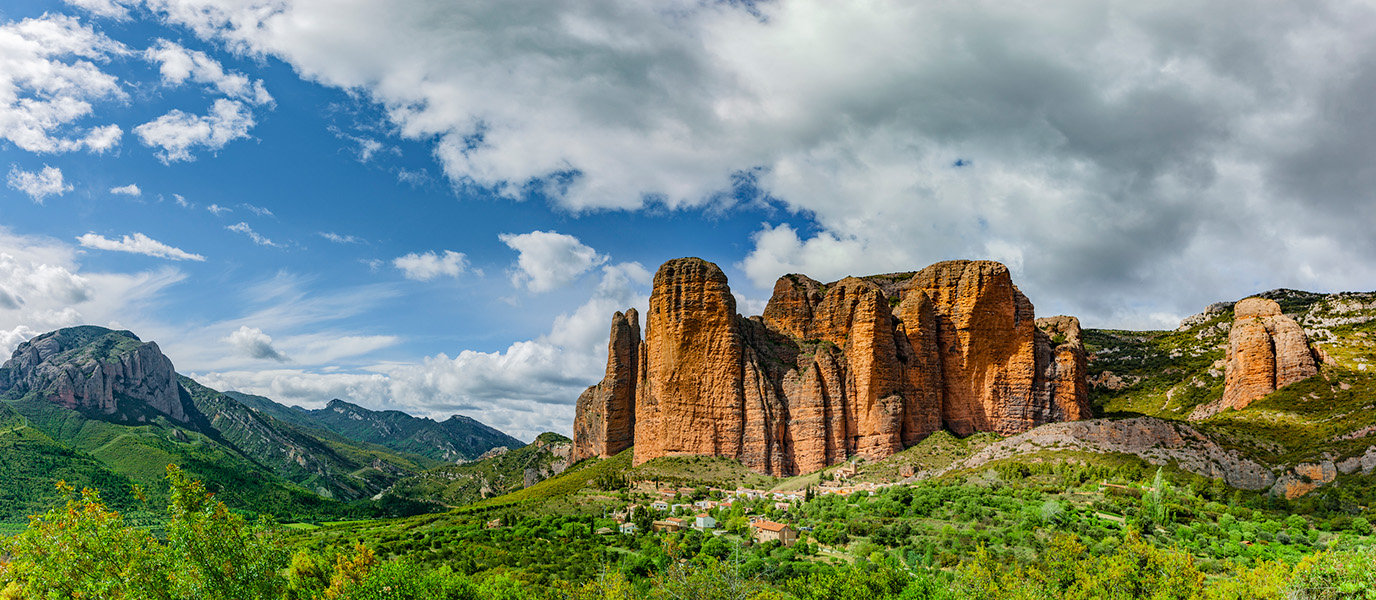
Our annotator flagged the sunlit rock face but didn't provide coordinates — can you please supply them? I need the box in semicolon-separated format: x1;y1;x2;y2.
1222;297;1319;411
572;258;1089;476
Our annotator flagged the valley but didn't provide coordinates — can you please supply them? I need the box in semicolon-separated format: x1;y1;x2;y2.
2;263;1375;599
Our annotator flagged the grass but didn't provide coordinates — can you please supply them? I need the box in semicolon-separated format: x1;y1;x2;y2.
465;448;634;512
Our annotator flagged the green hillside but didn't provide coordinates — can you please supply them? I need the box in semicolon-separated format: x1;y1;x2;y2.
381;432;571;508
301;398;522;463
0;326;470;522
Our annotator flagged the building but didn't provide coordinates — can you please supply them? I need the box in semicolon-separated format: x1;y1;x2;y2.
652;519;684;533
620;522;638;534
695;513;717;529
651;500;669;511
774;501;791;512
751;521;798;546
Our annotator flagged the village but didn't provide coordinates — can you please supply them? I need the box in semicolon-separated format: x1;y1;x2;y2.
592;462;906;547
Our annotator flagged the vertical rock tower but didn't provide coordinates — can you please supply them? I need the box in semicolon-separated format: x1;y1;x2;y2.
571;257;1090;475
1221;297;1318;411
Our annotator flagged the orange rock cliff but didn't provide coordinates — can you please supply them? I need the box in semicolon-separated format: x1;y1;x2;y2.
1221;297;1318;411
571;257;1091;475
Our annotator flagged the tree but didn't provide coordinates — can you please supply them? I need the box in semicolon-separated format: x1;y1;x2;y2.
162;465;290;600
0;482;166;599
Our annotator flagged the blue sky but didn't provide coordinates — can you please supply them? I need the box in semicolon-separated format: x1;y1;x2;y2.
3;0;1374;440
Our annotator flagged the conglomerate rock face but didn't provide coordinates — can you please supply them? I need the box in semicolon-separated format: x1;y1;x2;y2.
571;258;1091;475
571;309;641;462
1222;297;1319;411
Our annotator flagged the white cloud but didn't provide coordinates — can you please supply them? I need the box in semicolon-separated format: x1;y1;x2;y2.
7;165;73;204
329;126;397;163
226;222;280;247
739;223;880;290
109;183;141;196
0;14;127;154
498;230;608;293
225;325;289;362
190;262;650;440
0;325;39;357
319;232;362;244
77;232;205;261
61;0;135;20
393;250;468;281
173;194;191;207
205;203;231;215
138;0;1376;327
0;227;186;355
241;203;273;217
134;98;255;163
144;39;272;105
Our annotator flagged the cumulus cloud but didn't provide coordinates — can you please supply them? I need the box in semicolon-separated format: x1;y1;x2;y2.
138;0;1376;327
499;230;608;293
0;325;39;357
7;166;73;204
225;325;289;361
205;203;231;215
0;227;186;354
109;184;141;196
192;262;650;440
226;222;280;247
134;98;255;163
393;250;468;281
77;232;205;261
144;39;272;105
0;14;127;154
173;194;191;208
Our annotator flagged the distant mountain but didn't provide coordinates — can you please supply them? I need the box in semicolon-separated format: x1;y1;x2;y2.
380;432;572;508
280;397;523;463
0;326;444;521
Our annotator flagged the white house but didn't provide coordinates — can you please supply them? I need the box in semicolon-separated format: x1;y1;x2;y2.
695;513;717;529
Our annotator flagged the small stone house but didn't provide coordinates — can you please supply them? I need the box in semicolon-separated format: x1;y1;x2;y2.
695;513;717;529
751;520;797;546
652;519;684;533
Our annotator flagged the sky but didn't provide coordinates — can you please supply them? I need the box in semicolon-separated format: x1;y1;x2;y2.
1;0;1374;441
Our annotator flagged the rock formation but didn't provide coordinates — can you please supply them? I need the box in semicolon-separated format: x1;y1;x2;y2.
0;326;186;422
1221;297;1318;411
571;309;641;462
572;258;1091;475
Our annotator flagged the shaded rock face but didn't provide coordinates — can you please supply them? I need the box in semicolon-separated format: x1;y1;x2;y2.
571;309;640;462
1222;298;1319;411
0;328;186;422
573;258;1090;475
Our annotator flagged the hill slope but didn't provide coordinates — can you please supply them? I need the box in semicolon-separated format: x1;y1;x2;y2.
0;327;451;520
380;432;573;508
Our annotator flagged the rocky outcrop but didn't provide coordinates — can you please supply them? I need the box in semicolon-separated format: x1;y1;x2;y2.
933;417;1275;490
0;326;186;422
1221;298;1319;411
572;309;640;462
573;258;1091;476
1272;462;1338;499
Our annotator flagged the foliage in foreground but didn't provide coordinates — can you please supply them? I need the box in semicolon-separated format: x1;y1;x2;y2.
2;468;1375;600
